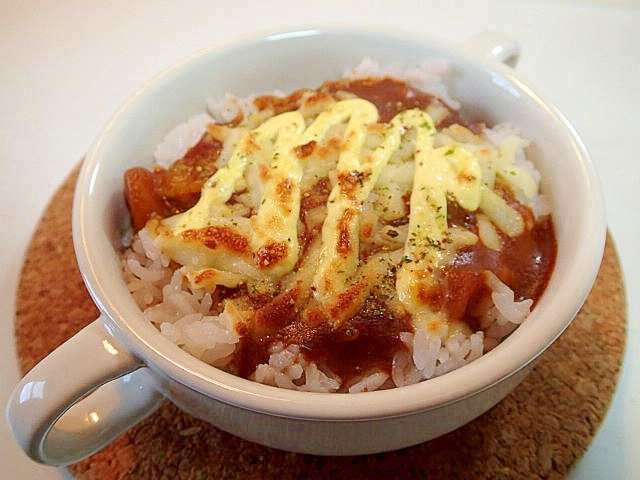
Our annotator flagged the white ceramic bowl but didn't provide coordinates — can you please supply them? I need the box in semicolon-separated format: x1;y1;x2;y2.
6;26;606;465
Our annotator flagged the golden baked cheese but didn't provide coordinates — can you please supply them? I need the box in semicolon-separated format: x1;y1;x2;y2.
148;95;536;328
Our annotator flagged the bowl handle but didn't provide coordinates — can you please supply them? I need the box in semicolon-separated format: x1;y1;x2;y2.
5;317;166;466
465;30;521;67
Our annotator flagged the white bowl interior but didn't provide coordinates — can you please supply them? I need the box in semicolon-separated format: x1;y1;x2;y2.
73;26;605;420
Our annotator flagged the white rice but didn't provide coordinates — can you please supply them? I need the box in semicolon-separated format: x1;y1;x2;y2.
154;112;215;168
123;231;531;392
123;59;544;393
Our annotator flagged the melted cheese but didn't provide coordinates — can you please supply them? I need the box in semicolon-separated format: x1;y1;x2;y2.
310;99;381;300
249;112;305;276
394;120;484;320
150;96;537;329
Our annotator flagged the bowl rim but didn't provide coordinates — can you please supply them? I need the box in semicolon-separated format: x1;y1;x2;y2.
73;24;607;421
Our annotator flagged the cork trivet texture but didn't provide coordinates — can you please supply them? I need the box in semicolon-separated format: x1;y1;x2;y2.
15;164;626;480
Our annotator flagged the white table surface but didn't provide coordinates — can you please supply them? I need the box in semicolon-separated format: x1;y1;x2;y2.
1;1;638;478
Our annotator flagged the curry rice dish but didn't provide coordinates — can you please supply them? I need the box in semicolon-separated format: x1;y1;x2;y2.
120;60;556;393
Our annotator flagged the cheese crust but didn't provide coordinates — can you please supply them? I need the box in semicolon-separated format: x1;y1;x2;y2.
146;88;538;332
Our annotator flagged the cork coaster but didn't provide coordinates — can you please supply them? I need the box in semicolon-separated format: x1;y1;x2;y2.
15;164;626;479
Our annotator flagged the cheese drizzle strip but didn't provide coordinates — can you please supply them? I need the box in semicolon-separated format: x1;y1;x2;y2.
161;111;307;278
250;112;305;276
154;98;530;326
309;99;382;300
395;131;483;325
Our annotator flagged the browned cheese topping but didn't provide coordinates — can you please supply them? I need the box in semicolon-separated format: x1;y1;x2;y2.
123;76;556;388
